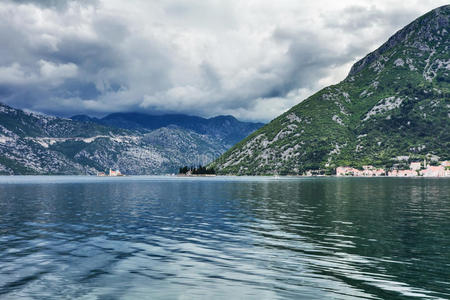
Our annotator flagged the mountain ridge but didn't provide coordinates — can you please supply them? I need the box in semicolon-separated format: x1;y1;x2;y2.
349;4;449;77
71;112;264;146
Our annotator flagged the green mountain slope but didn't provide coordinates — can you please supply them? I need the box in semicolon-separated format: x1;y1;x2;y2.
211;5;450;175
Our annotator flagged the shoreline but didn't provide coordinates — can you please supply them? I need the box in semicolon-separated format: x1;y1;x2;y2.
1;174;449;178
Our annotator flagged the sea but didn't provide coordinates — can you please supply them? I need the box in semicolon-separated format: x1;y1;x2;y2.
0;176;449;299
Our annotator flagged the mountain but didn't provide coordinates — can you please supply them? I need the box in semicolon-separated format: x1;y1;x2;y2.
0;103;262;175
71;112;263;146
210;5;450;175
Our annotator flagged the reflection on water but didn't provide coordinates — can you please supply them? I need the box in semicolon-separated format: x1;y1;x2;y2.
0;176;449;299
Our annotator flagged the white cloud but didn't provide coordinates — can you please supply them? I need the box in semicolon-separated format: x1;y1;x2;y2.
0;63;33;84
39;60;78;80
0;0;448;121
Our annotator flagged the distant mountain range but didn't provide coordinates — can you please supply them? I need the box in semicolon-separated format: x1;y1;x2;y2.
0;104;263;175
70;112;262;146
211;5;449;175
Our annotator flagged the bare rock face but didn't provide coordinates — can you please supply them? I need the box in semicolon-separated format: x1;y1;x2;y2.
211;5;450;175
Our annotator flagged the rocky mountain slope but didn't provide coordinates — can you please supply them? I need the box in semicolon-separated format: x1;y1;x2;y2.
210;5;449;175
0;103;262;175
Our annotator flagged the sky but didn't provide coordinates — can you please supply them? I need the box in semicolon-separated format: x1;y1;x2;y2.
0;0;447;122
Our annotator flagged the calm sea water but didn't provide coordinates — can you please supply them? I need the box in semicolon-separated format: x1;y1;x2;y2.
0;176;449;299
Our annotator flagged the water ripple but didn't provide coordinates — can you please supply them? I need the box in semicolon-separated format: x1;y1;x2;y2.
0;176;449;299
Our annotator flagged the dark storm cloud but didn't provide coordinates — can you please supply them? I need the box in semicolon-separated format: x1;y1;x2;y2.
0;0;448;121
8;0;97;10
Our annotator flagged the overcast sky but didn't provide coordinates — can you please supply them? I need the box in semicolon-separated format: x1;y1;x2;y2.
0;0;447;121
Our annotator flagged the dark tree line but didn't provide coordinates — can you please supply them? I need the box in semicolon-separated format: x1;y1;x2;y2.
179;165;215;175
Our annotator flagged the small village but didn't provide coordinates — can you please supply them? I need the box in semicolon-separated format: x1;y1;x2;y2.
336;160;450;177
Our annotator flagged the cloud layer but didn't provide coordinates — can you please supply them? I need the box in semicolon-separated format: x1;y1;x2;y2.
0;0;447;121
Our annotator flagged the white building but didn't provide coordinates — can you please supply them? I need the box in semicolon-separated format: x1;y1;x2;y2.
409;162;421;171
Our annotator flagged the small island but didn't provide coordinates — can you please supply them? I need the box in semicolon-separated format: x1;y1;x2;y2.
178;165;216;176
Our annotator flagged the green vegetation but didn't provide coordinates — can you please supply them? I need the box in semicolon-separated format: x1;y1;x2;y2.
0;155;37;175
179;165;216;175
